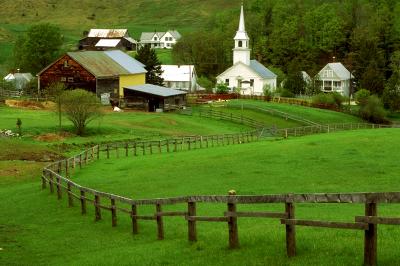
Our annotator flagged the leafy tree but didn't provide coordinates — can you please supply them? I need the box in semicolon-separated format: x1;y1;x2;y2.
382;73;400;111
354;89;371;105
13;23;63;73
358;95;388;124
47;82;66;132
61;89;103;136
197;76;214;92
135;45;164;85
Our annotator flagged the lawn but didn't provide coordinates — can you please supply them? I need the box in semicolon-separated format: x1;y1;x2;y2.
0;105;250;146
228;100;364;125
1;129;399;265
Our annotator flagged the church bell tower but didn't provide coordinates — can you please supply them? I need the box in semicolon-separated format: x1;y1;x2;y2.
233;5;251;66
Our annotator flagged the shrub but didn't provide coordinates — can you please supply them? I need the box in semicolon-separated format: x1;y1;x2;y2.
280;88;295;98
358;95;389;124
263;84;273;101
382;75;400;112
354;89;370;105
312;93;335;108
197;76;213;93
215;83;229;94
331;92;345;109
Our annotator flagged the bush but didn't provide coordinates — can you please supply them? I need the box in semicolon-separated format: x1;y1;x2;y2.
263;84;273;101
215;83;229;94
331;92;345;109
358;95;389;124
354;89;370;105
280;88;295;98
197;76;213;93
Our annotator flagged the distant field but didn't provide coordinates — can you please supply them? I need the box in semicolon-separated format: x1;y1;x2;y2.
228;100;364;125
1;129;400;265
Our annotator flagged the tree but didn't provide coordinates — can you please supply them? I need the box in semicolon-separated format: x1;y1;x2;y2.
135;45;164;85
382;73;400;111
13;23;63;73
47;82;66;132
61;89;103;136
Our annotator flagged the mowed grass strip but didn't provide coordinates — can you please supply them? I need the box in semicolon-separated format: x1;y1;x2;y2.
229;99;364;124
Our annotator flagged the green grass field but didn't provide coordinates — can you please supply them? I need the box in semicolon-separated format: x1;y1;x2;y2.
1;129;400;265
228;100;364;125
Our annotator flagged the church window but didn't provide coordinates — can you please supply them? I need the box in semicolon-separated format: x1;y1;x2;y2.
225;79;229;86
238;41;242;47
250;79;254;86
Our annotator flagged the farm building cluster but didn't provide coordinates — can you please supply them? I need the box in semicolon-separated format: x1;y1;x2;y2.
3;4;355;110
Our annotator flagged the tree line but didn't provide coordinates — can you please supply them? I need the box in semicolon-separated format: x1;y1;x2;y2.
172;0;400;99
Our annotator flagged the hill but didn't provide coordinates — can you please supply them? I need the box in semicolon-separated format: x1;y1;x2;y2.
0;0;242;74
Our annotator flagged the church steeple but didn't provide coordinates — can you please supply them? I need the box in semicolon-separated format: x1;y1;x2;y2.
233;5;250;65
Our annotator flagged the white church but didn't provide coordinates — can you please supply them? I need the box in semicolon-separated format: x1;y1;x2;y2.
217;5;277;95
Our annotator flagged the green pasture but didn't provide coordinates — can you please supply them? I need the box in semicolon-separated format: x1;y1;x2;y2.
227;100;364;125
1;129;399;265
0;105;250;145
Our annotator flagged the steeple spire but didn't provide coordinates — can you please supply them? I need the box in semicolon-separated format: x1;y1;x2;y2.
238;4;245;32
233;4;250;65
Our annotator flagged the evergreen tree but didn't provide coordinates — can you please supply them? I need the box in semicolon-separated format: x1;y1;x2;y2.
135;45;164;86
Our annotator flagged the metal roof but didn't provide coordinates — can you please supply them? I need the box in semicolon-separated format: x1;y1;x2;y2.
88;29;128;38
67;50;146;78
140;30;181;42
161;65;195;82
325;63;353;80
249;60;277;79
105;50;146;73
124;84;187;97
123;37;137;44
95;39;121;47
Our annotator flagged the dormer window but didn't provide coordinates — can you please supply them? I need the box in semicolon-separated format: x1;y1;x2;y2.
238;41;242;47
154;37;157;41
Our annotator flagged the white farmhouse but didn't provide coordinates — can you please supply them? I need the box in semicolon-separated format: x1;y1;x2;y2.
161;65;198;91
316;62;354;96
140;30;181;49
216;5;277;95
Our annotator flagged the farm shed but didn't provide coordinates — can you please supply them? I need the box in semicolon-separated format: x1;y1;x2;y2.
38;50;146;99
123;84;187;112
3;72;33;90
79;29;137;51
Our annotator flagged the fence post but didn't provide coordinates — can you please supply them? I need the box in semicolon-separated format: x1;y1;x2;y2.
285;201;296;257
85;150;88;164
67;182;73;207
227;190;239;249
94;195;101;221
134;142;137;156
150;142;153;154
49;172;54;194
131;204;138;234
80;190;87;214
56;175;62;200
111;198;117;227
79;154;82;168
167;140;170;152
97;145;100;160
143;143;146;155
174;139;178;152
158;140;162;153
116;144;119;158
65;159;69;177
91;146;94;159
41;171;47;189
156;203;164;240
125;143;129;157
188;201;197;242
364;202;377;266
107;144;110;159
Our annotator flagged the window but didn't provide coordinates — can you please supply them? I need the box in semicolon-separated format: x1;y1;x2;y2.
225;79;229;86
175;98;180;105
167;43;171;47
250;79;254;86
154;37;158;41
68;77;74;82
333;81;341;88
63;60;69;67
238;40;242;47
61;77;66;82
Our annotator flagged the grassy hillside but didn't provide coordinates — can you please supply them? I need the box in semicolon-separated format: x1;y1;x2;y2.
1;129;399;265
0;0;242;74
